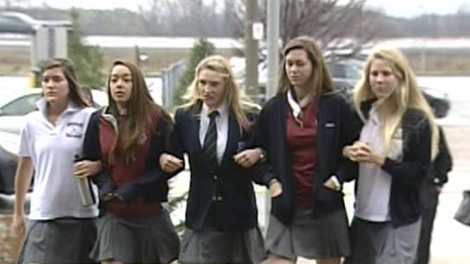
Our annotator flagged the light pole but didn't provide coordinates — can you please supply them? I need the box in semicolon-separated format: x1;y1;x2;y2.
266;0;280;99
245;0;259;101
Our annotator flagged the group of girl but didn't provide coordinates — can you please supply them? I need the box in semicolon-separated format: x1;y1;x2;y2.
12;35;444;264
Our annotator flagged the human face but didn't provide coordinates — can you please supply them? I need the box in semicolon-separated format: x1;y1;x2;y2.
42;67;69;104
198;69;226;109
285;49;313;89
369;59;398;99
109;65;133;106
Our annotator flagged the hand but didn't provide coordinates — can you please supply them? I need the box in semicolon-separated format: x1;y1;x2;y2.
346;142;385;166
233;148;262;168
160;153;184;173
324;175;342;191
103;192;123;202
269;179;283;198
12;213;26;237
74;160;101;179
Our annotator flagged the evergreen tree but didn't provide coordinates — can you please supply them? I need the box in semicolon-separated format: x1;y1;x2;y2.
173;38;215;106
68;8;105;89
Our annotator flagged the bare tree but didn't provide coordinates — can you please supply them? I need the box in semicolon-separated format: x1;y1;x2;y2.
232;0;379;50
138;0;171;35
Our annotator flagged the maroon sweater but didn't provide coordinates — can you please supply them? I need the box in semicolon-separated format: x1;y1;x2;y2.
287;101;317;209
99;112;162;217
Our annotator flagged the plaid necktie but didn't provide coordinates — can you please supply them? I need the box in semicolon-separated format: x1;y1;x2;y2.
203;111;219;166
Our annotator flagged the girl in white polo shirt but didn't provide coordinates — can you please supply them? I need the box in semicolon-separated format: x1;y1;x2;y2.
12;58;101;263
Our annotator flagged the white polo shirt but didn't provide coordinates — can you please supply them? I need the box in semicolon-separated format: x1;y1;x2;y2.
355;108;403;222
18;99;98;220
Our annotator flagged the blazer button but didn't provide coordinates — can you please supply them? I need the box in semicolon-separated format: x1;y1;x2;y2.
213;175;218;180
213;196;223;201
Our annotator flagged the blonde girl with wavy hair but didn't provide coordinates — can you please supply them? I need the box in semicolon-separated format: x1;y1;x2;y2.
160;55;269;264
344;46;438;264
182;55;259;132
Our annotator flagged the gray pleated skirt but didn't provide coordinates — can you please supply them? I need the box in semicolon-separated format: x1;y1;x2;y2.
265;209;350;261
345;217;422;264
20;217;96;264
179;225;266;264
90;210;180;264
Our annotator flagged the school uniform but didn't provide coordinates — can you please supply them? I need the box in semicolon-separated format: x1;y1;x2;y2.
252;91;357;260
18;99;97;264
82;107;180;264
346;100;433;264
173;102;268;264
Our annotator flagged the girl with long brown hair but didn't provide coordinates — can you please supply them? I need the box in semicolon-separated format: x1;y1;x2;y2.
79;60;180;264
251;36;357;264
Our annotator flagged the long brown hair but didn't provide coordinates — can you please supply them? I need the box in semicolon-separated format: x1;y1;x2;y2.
182;55;259;132
277;36;335;104
106;59;161;164
41;58;90;108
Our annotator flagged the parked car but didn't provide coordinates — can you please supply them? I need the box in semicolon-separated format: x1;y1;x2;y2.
326;60;451;118
0;88;107;135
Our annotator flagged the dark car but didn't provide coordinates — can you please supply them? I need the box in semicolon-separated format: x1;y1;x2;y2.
327;60;451;118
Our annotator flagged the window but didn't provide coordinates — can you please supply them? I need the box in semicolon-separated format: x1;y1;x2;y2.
0;94;41;116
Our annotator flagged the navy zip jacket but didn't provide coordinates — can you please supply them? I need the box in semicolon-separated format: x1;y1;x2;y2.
252;91;357;226
359;100;433;227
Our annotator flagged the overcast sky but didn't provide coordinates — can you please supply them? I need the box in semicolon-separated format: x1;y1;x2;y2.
27;0;470;18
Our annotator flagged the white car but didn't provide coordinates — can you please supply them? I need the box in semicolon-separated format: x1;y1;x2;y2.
0;88;107;135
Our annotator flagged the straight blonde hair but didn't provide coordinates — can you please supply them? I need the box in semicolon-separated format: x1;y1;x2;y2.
353;46;439;159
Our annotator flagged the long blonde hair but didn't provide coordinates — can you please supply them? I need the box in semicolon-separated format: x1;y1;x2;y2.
182;55;259;132
353;46;439;159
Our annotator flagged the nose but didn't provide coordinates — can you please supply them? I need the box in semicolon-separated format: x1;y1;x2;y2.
201;83;210;94
44;79;54;88
375;74;384;82
115;78;124;87
289;65;298;73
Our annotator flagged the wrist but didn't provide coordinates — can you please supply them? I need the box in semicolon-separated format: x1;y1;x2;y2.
268;178;279;187
374;155;386;166
257;148;266;162
342;146;350;158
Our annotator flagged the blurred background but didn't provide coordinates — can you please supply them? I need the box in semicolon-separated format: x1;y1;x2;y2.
0;1;469;263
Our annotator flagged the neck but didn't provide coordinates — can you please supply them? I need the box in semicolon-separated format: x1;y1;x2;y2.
47;101;68;116
205;103;222;113
293;86;310;102
375;99;394;117
116;103;127;115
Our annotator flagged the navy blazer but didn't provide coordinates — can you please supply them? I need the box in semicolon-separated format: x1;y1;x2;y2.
252;91;357;225
172;103;270;232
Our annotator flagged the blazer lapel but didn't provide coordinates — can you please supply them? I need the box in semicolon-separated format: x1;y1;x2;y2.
189;103;204;153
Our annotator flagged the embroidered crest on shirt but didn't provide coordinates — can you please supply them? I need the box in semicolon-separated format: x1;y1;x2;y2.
65;122;84;138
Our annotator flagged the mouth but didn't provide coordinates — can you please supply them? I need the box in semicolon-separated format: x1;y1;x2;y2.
114;91;126;97
45;92;58;97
